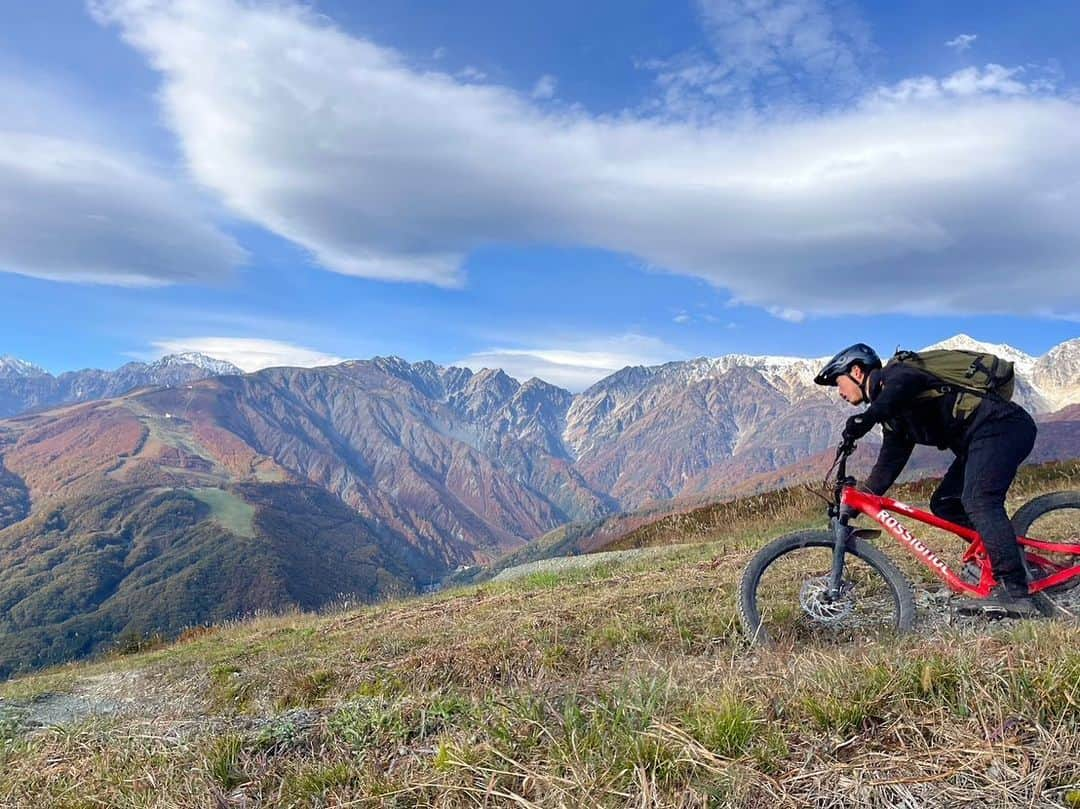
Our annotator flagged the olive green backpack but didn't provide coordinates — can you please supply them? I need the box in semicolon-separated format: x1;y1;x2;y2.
887;349;1015;419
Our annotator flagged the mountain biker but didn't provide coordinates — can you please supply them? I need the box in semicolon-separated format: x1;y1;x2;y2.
814;343;1039;616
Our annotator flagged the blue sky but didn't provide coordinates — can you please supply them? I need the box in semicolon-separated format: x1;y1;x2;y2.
1;0;1078;389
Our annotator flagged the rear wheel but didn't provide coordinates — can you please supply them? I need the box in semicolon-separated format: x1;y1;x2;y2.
1013;491;1080;619
738;529;916;647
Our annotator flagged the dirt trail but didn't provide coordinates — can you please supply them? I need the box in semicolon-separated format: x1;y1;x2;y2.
0;668;204;734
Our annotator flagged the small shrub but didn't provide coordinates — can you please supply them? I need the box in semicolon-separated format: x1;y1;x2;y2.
253;716;304;754
329;698;409;751
112;629;168;656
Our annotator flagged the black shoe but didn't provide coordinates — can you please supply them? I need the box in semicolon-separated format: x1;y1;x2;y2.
955;583;1040;618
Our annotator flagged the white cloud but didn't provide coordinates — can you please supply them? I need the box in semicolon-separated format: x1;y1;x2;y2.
945;34;977;53
942;64;1029;96
93;0;1080;318
458;66;487;82
456;334;679;391
532;74;557;100
0;75;243;285
673;312;692;324
152;337;345;371
766;306;805;323
874;64;1034;103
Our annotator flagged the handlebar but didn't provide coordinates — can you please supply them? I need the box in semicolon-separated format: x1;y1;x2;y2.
834;439;855;479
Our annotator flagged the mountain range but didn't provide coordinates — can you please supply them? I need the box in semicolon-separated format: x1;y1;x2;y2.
0;352;243;418
0;334;1077;676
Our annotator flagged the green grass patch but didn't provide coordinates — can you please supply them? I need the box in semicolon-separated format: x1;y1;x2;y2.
684;696;761;758
206;734;247;790
188;487;256;537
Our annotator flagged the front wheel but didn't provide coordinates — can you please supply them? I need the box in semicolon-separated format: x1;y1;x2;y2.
739;529;917;647
1013;491;1080;619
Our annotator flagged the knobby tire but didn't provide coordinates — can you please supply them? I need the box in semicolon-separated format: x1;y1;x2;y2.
739;529;917;647
1013;490;1080;619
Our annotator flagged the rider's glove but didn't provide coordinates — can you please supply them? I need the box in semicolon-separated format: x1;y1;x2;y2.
842;413;873;443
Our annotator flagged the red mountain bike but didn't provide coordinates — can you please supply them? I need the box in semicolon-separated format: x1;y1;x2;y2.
738;442;1080;646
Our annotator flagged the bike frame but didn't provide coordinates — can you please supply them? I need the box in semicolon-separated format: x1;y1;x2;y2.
842;486;1080;597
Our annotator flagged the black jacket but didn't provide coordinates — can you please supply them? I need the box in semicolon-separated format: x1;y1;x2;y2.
860;363;1029;495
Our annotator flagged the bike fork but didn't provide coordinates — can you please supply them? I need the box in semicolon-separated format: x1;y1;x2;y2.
828;520;850;599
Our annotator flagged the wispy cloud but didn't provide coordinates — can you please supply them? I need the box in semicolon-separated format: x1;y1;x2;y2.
151;337;345;372
456;334;680;391
458;66;487;82
766;306;806;323
92;0;1080;319
532;74;557;100
945;34;977;53
648;0;873;117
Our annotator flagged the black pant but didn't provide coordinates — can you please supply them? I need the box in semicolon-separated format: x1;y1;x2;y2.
928;403;1038;587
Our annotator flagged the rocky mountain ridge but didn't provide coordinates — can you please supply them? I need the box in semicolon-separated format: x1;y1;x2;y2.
0;356;48;379
2;335;1075;548
0;352;243;418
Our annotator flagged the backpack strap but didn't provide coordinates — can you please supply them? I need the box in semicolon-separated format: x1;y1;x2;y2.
964;355;1012;401
966;355;995;381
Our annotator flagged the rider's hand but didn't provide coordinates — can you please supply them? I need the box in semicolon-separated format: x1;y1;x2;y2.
842;413;873;443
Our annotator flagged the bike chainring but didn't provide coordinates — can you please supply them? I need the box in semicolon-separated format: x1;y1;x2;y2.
799;576;856;624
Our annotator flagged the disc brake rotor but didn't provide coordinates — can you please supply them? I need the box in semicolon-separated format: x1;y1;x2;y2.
799;576;855;624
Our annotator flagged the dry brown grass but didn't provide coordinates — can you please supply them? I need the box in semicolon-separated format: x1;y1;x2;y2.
1;462;1078;807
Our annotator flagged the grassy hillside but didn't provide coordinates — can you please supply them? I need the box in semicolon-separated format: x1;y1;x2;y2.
465;459;1079;585
1;463;1077;807
0;483;441;680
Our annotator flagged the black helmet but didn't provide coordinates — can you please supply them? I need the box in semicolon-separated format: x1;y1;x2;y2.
814;343;881;386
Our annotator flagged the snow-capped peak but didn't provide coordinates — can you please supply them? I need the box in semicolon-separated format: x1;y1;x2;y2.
920;334;1035;370
686;352;829;388
151;353;243;376
1031;338;1080;411
0;355;48;379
